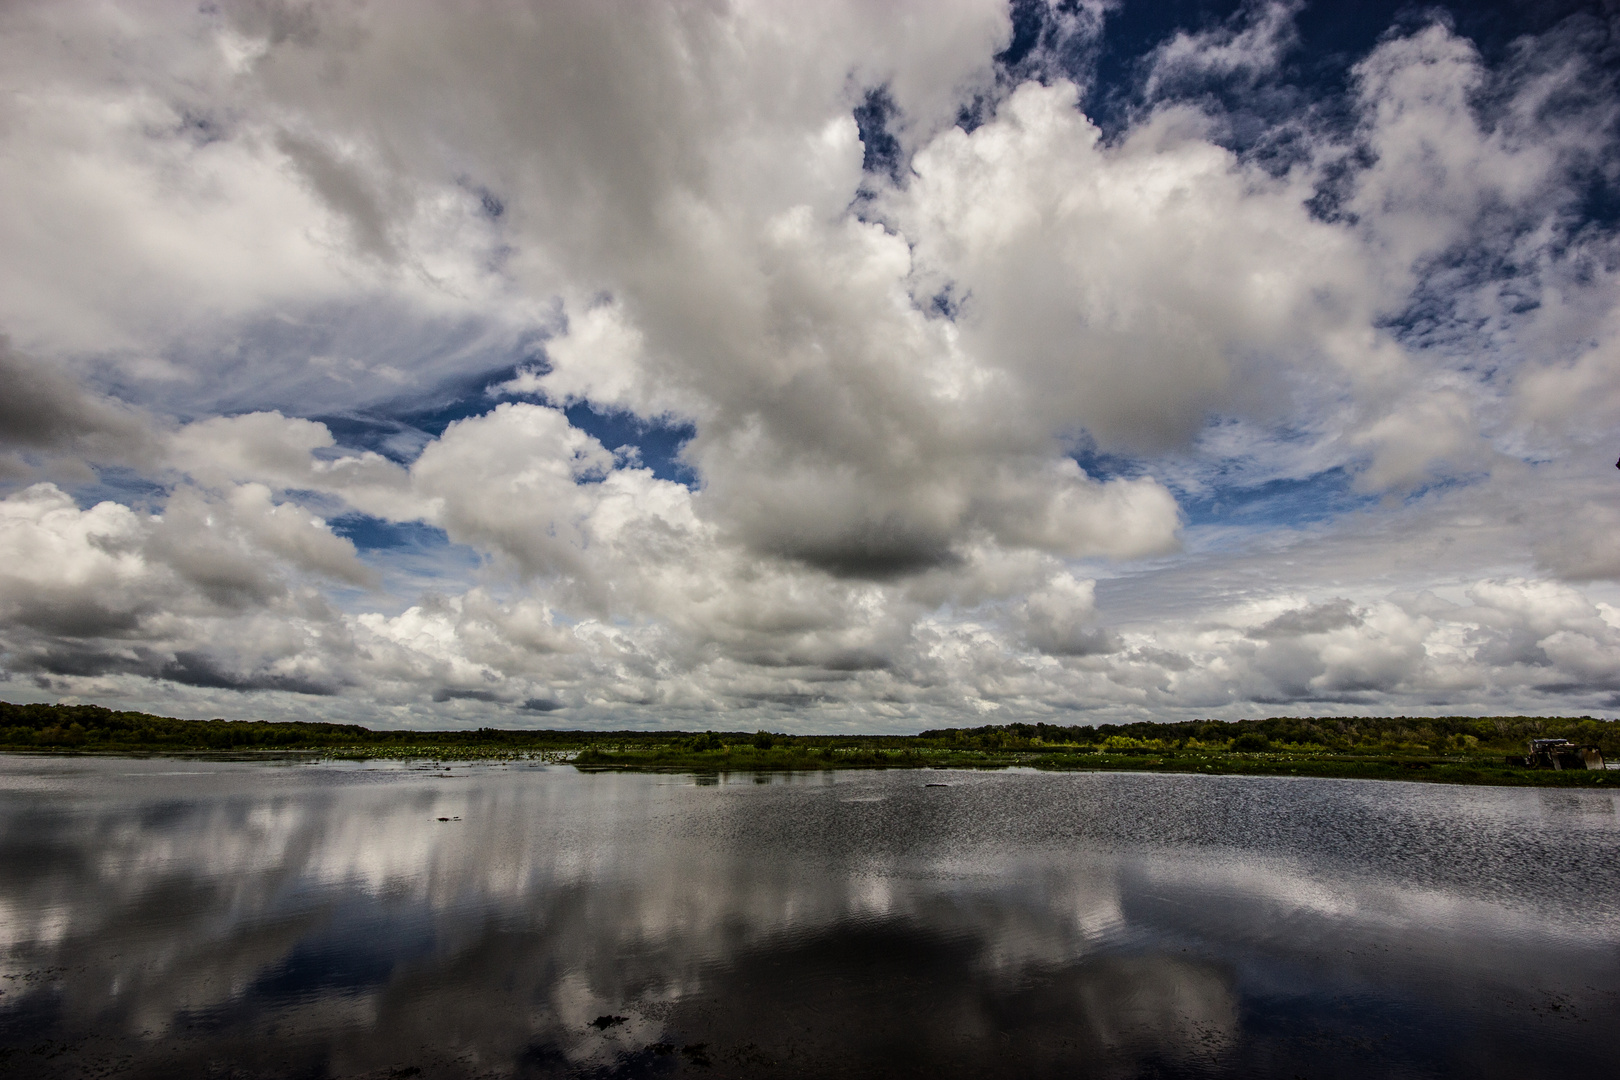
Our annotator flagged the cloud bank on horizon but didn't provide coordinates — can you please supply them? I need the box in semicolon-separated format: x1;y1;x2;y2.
1;0;1618;730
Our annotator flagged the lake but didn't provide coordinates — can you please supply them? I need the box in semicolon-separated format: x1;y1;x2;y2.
0;756;1616;1078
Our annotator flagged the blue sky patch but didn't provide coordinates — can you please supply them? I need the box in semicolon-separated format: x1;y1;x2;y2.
1179;467;1371;529
329;515;451;553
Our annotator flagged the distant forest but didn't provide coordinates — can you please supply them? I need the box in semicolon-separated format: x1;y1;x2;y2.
918;715;1619;754
0;700;1613;755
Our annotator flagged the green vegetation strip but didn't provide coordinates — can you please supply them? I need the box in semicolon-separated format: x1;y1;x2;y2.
1;702;1614;787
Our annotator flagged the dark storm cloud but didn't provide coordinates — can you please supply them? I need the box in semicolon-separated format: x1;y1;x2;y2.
432;687;503;703
1027;626;1120;657
10;643;340;696
1248;598;1363;639
161;652;342;696
0;338;153;462
275;131;400;262
787;533;962;580
1;593;148;639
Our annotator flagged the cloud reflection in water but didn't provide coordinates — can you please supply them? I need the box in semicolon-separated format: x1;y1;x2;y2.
0;758;1617;1077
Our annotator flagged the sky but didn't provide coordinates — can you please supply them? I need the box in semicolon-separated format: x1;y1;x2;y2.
1;0;1619;732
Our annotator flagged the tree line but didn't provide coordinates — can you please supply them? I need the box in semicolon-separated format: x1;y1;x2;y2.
2;700;1613;754
916;716;1619;753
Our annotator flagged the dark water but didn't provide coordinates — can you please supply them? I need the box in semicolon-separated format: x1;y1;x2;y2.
1;758;1617;1078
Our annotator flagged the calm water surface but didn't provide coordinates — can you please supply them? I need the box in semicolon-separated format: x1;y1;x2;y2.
0;756;1617;1078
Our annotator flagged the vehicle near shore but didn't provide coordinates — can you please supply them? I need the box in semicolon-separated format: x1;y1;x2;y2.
1520;738;1605;770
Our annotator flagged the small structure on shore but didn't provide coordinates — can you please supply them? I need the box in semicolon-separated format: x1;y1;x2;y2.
1520;738;1605;770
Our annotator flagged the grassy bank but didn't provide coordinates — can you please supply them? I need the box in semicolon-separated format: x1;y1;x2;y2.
569;743;1613;787
1;701;1614;786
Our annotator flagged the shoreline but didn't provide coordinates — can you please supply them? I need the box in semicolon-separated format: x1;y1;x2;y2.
2;745;1612;787
4;701;1613;788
